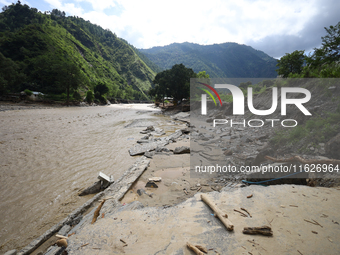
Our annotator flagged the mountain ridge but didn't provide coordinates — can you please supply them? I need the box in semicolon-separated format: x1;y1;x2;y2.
139;41;278;78
0;3;156;100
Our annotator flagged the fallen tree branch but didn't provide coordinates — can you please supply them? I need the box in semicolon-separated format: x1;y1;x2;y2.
201;194;234;231
265;155;340;165
234;209;248;217
241;208;252;218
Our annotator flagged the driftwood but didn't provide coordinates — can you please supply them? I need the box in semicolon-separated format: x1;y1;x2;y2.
201;194;234;231
56;234;68;239
195;245;208;253
242;226;273;236
91;199;106;224
186;242;205;255
265;155;340;165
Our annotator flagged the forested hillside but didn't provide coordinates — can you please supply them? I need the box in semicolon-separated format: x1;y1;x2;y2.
139;42;278;78
0;2;156;100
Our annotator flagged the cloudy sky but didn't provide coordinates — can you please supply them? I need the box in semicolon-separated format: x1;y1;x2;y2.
1;0;339;58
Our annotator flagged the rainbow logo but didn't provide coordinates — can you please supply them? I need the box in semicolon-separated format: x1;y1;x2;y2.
197;82;223;107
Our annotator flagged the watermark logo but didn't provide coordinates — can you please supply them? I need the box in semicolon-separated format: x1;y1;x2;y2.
197;82;222;115
200;84;311;116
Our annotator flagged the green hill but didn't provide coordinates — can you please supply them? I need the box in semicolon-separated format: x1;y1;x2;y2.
0;2;156;100
139;42;278;78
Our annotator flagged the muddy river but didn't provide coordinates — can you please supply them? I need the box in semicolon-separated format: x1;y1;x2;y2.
0;104;176;252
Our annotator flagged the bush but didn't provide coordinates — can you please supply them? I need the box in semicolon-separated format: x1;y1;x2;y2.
24;89;33;96
86;90;94;104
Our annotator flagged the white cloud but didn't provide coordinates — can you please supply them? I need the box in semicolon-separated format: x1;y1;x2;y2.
75;0;116;12
90;0;321;50
35;0;339;57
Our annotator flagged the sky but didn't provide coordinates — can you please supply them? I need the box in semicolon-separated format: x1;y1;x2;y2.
1;0;339;59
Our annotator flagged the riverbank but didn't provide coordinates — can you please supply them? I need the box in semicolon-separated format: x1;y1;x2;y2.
0;103;175;253
2;100;340;254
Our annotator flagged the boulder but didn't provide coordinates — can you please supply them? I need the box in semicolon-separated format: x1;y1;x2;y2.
3;250;17;255
173;146;190;154
129;141;168;156
325;133;340;159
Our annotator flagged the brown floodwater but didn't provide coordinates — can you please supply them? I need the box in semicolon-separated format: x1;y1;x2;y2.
0;104;175;252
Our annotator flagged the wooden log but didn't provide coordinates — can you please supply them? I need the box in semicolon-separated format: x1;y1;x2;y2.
242;226;273;236
56;234;68;239
187;242;205;255
195;244;208;253
91;199;106;224
201;194;234;231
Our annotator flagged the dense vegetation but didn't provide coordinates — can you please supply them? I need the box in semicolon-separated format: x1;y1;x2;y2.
273;21;340;152
139;42;278;78
0;2;156;101
276;21;340;78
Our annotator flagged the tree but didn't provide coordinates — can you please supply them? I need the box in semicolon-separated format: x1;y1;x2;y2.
276;50;305;78
152;64;196;105
94;82;109;96
306;21;340;67
0;52;26;95
197;71;210;78
53;60;85;105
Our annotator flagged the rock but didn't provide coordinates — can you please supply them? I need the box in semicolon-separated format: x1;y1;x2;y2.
145;181;158;188
78;173;113;196
252;145;276;166
165;130;183;142
155;147;170;153
214;114;225;119
56;239;68;247
78;181;102;196
68;215;83;226
173;146;190;154
3;250;17;255
325;133;340;159
137;189;144;196
180;128;191;134
140;126;155;134
44;246;61;255
258;134;269;140
241;135;253;143
137;139;151;144
129;141;168;156
206;118;213;123
223;150;233;156
144;151;154;158
58;225;71;236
